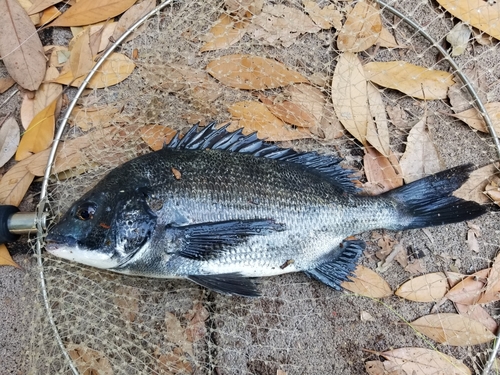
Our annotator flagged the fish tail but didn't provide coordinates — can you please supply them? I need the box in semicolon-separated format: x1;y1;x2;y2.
385;164;487;230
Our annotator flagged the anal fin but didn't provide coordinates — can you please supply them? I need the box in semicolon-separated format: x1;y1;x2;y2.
304;240;365;290
188;273;260;297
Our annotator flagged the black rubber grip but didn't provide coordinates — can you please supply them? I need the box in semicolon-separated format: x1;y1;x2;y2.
0;205;20;243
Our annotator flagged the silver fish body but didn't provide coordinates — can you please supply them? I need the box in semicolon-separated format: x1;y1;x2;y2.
45;124;486;296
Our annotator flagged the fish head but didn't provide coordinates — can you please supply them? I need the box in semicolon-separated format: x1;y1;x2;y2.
45;187;157;270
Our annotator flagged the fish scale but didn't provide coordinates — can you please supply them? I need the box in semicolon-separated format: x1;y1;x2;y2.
45;123;488;297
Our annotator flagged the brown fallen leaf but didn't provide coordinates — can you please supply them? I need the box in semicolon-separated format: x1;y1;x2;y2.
466;224;480;253
206;54;308;90
485;180;500;206
38;5;61;26
34;66;62;117
0;0;46;91
228;101;311;141
363;146;403;194
157;347;193;375
0;76;16;94
69;105;120;131
225;0;264;17
15;99;57;161
200;13;249;52
337;0;382;52
436;0;500;40
112;0;156;44
445;268;489;305
258;94;317;128
113;285;140;322
364;61;454;100
50;0;137;27
248;4;320;47
302;0;342;30
184;302;209;342
478;252;500;304
0;117;20;168
410;313;495;345
0;156;35;206
381;347;471;375
341;265;392;298
69;28;94;79
454;163;499;204
165;312;193;357
399;114;444;183
450;102;500;135
455;303;498;333
331;52;368;145
89;22;117;55
28;0;61;14
52;52;136;89
366;83;390;157
140;125;178;151
67;344;113;375
0;244;21;268
395;272;448;302
376;27;404;48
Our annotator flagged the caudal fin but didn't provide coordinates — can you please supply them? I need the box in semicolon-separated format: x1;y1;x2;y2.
385;164;488;230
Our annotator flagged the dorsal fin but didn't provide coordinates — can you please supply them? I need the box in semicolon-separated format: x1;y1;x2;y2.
165;122;358;193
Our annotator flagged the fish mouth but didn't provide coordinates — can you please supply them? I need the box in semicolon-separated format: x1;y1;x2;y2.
45;233;78;252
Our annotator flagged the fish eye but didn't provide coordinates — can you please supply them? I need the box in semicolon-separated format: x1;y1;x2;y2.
75;203;97;221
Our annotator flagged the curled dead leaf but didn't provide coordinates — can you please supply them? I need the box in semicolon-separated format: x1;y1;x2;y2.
341;265;392;298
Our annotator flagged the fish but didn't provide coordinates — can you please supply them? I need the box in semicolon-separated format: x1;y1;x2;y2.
45;123;487;297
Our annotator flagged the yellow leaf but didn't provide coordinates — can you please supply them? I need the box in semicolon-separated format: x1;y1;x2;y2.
341;265;392;298
450;102;500;134
0;244;21;268
436;0;500;40
381;347;471;375
366;83;390;156
140;125;177;151
49;0;137;27
364;61;454;100
395;272;448;302
337;0;382;52
200;13;249;52
0;0;46;91
331;52;368;145
411;313;495;345
363;146;403;194
228;101;311;141
206;54;308;90
52;52;136;89
15;99;57;161
69;28;94;79
0;157;35;206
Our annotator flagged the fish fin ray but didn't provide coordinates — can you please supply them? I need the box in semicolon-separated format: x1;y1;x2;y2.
165;123;359;193
304;239;365;290
167;219;285;260
188;273;260;297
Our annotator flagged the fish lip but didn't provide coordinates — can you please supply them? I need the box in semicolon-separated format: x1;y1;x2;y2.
45;233;77;251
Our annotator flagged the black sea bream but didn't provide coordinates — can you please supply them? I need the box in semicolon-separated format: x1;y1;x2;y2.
45;123;487;296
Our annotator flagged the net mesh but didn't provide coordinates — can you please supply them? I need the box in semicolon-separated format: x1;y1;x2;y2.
15;0;500;374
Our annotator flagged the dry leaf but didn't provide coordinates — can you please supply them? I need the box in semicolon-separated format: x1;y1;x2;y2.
206;54;308;90
228;101;311;141
337;0;382;52
200;13;249;52
366;83;390;157
331;52;368;145
381;347;471;375
0;157;35;206
399;115;443;183
248;4;320;47
485;180;500;206
28;0;61;14
0;244;21;268
15;99;57;161
20;93;36;130
38;5;61;25
341;265;392;298
456;303;498;333
466;227;480;253
69;105;120;131
258;94;317;128
113;285;140;322
360;311;376;322
395;272;448;302
0;0;46;91
364;61;454;100
446;22;471;56
446;268;489;305
436;0;500;40
411;313;495;345
225;0;264;17
69;28;94;79
0;76;16;94
478;253;500;304
454;163;499;204
377;27;403;48
0;117;20;168
50;0;137;27
450;102;500;135
165;312;193;357
184;302;209;342
67;344;113;375
140;125;177;151
302;0;342;30
89;23;117;55
363;146;403;194
53;52;136;89
157;348;193;375
34;66;62;116
112;0;156;43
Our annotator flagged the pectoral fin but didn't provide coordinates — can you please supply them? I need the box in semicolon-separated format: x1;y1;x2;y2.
188;273;260;297
304;239;365;290
166;219;285;260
